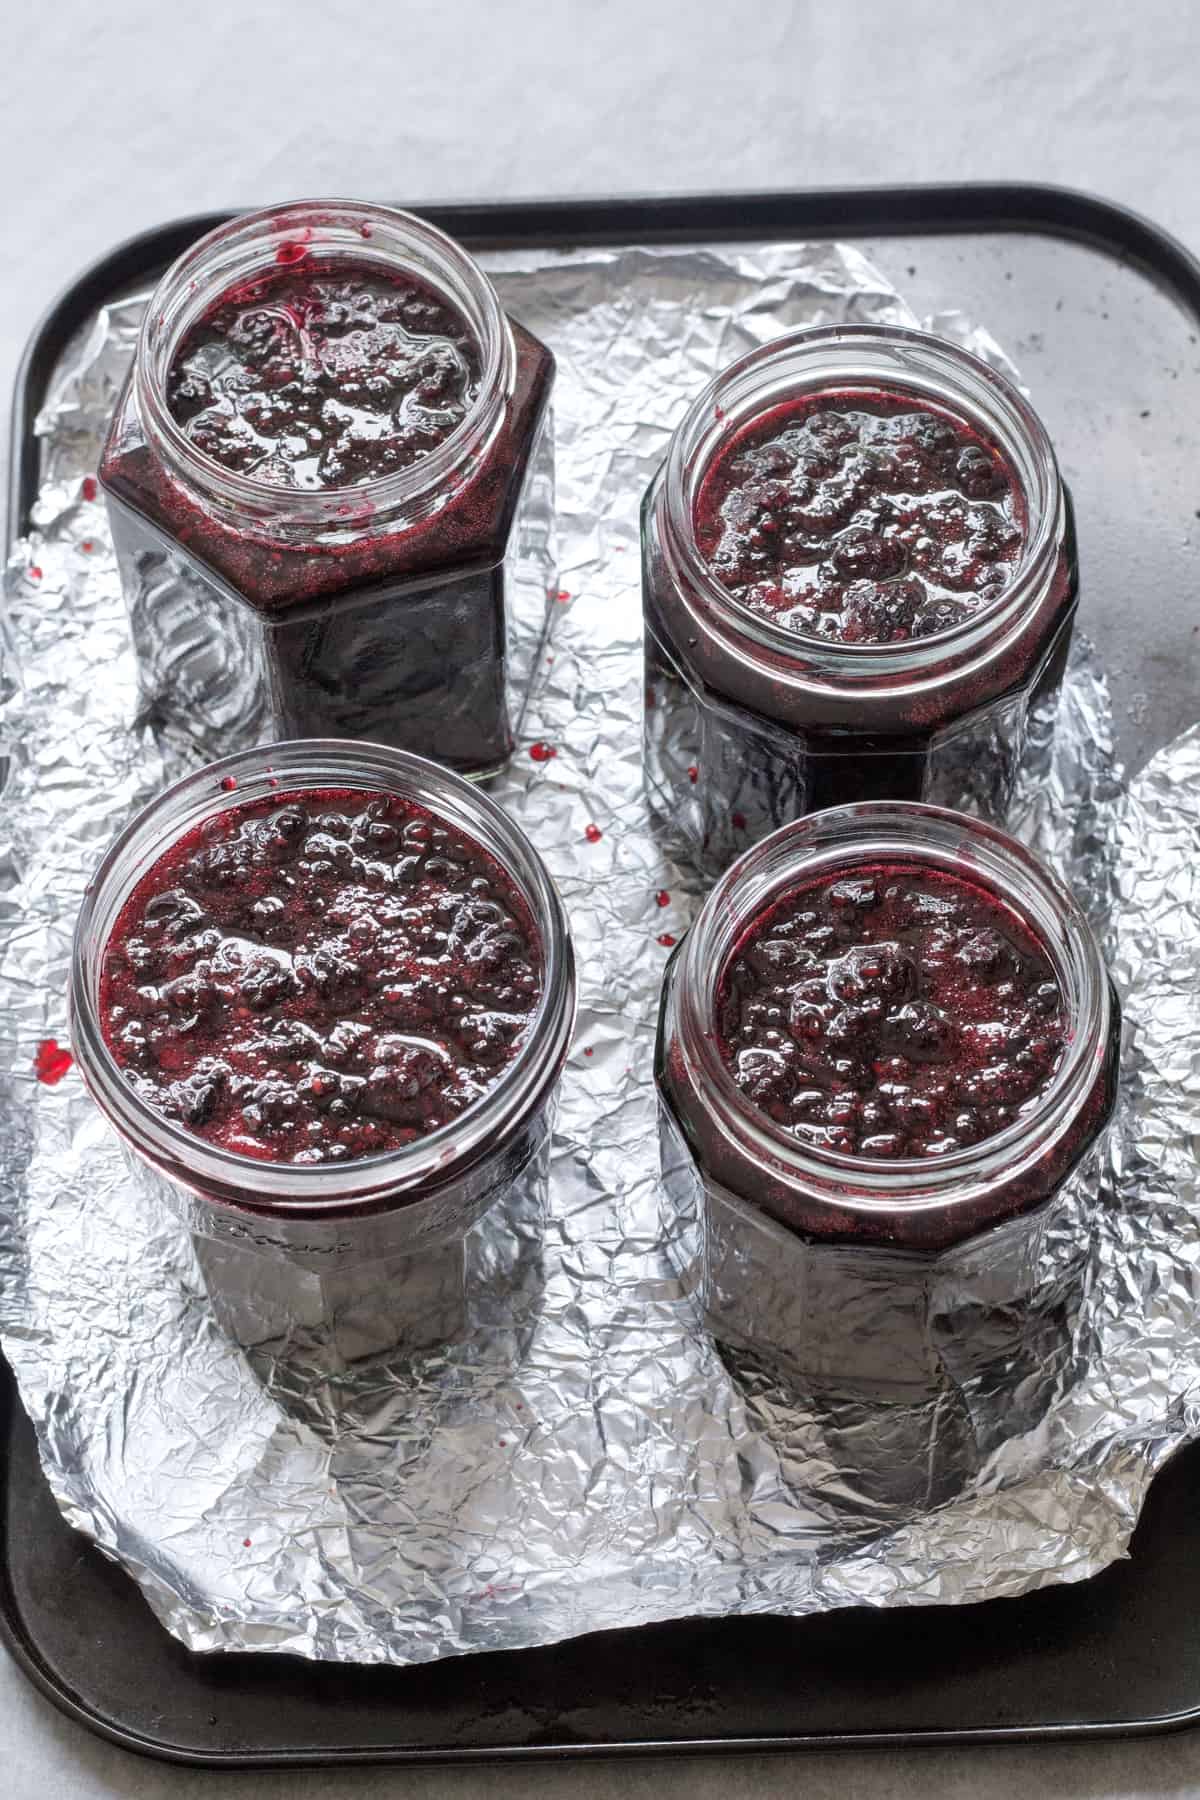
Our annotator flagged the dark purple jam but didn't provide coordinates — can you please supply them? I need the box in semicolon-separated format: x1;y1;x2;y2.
716;861;1066;1159
99;788;542;1164
693;389;1026;645
102;239;555;773
166;262;481;489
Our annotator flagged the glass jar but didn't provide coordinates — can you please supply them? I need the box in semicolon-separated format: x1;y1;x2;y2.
642;325;1078;873
656;803;1119;1445
69;740;576;1361
100;201;556;779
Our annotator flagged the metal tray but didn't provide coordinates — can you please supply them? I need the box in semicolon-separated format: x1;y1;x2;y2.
5;183;1200;1766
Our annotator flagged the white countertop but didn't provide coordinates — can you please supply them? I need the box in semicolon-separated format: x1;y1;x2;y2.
6;0;1200;1792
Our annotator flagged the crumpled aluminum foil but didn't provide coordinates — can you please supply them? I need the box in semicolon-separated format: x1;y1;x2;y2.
0;238;1195;1665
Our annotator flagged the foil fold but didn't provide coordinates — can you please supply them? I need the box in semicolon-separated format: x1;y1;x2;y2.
0;238;1196;1665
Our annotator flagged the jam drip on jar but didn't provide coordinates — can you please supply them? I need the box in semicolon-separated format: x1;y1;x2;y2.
100;788;542;1163
167;262;481;489
716;861;1065;1159
694;388;1026;644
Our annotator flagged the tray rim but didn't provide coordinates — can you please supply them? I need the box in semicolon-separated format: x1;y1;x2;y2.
5;178;1200;1768
5;1367;1200;1770
11;179;1200;549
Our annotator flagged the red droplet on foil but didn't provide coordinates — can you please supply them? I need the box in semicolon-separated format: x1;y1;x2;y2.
243;1538;252;1548
732;812;747;831
359;223;372;239
268;777;279;788
657;932;677;948
220;775;238;791
655;889;670;908
529;742;556;763
81;476;98;502
555;589;571;604
687;765;699;784
35;1039;73;1085
81;540;94;553
28;566;42;581
584;823;602;843
583;1046;594;1057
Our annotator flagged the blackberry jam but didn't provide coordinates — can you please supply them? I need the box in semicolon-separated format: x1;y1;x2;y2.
100;202;556;777
99;788;543;1165
643;326;1078;874
657;803;1119;1417
717;863;1066;1161
70;742;575;1360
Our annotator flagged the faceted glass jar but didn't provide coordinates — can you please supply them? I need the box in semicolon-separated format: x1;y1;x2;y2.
656;803;1119;1474
100;201;556;779
69;740;576;1361
642;325;1078;874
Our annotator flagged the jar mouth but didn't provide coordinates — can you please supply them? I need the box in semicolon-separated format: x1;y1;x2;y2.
660;323;1063;680
671;802;1111;1211
134;200;516;537
70;740;575;1215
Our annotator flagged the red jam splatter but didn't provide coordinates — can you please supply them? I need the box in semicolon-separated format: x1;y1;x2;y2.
359;223;372;239
220;775;238;791
556;589;571;603
28;566;42;582
732;812;747;831
583;1046;594;1056
35;1039;73;1085
717;861;1066;1159
655;890;671;908
243;1538;252;1548
657;933;677;948
81;476;98;502
274;240;310;266
81;540;94;553
529;742;556;763
584;823;602;843
687;765;699;784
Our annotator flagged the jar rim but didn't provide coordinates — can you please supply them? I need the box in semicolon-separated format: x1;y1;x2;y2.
667;801;1112;1212
133;200;516;536
658;322;1064;684
69;740;575;1216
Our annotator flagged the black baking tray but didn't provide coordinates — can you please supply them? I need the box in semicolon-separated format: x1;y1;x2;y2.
5;183;1200;1766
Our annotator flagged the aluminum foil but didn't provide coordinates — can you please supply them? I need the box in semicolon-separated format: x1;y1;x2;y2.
0;239;1195;1665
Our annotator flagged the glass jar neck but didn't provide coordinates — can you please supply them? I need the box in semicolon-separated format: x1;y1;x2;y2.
134;200;516;546
70;740;575;1217
657;323;1064;691
666;801;1111;1221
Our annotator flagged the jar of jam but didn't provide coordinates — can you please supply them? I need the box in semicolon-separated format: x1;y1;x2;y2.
100;201;556;778
69;741;575;1360
642;325;1078;873
656;803;1119;1492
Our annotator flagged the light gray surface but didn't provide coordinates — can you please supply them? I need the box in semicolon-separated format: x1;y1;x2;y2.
5;0;1200;1792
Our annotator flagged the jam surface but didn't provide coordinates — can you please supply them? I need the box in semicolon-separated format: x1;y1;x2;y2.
693;388;1026;644
716;861;1066;1159
166;260;481;489
100;788;541;1163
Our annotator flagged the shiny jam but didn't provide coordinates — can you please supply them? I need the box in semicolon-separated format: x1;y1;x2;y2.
693;389;1026;645
166;261;481;489
716;860;1065;1159
99;788;542;1163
